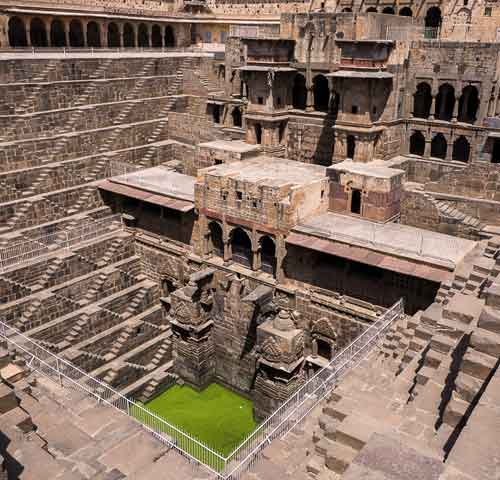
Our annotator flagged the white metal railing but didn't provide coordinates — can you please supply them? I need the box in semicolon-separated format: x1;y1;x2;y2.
109;160;144;177
222;298;404;478
0;214;122;272
0;296;403;478
229;25;280;39
384;26;439;41
0;46;209;56
0;319;226;475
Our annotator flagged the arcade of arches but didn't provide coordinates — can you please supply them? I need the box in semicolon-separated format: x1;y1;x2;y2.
413;82;480;125
206;222;278;277
7;15;180;48
409;130;472;163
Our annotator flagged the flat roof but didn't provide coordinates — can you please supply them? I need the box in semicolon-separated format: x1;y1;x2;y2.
109;166;195;202
202;156;326;188
291;212;476;273
238;66;296;72
330;160;405;179
198;140;261;154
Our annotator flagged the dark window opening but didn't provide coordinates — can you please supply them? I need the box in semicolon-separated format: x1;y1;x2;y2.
69;20;84;47
351;105;358;114
313;74;330;112
255;124;262;144
382;6;395;14
236;191;243;200
292;73;307;110
87;21;101;48
152;25;162;48
212;104;221;124
452;136;470;163
317;339;332;360
8;17;27;47
279;122;286;144
351;189;362;214
231;228;252;268
30;18;48;47
399;7;413;16
209;222;224;258
123;23;135;47
138;23;149;48
165;26;175;47
413;82;432;119
260;236;276;277
257;96;264;105
409;131;426;156
347;135;356;159
50;19;66;47
232;108;242;127
492;139;500;163
431;133;447;159
458;85;479;124
435;83;455;122
107;22;120;48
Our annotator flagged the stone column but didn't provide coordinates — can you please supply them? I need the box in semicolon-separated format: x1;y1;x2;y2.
25;16;32;47
276;235;287;283
0;15;8;47
100;22;106;48
82;21;88;47
446;134;453;161
306;86;314;112
424;138;431;158
452;93;460;123
117;23;123;48
63;19;70;48
252;248;261;271
429;95;436;120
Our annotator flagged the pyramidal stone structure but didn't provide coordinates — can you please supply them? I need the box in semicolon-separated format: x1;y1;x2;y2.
0;0;500;479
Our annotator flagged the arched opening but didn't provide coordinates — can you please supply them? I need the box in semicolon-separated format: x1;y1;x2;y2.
152;24;162;48
366;7;377;12
87;21;101;48
409;131;425;156
138;23;149;47
382;6;395;14
330;91;340;116
231;228;252;268
425;6;442;27
232;108;242;127
413;82;432;119
69;20;84;47
399;7;413;16
347;135;356;159
279;122;286;144
123;23;135;47
164;25;175;47
458;85;479;124
255;124;262;144
317;339;332;360
492;139;500;163
50;19;66;47
435;84;455;122
208;222;224;258
211;104;221;124
260;236;276;276
292;74;307;110
351;189;362;214
107;22;120;48
452;136;470;162
8;17;27;47
431;133;447;159
342;7;353;12
30;18;48;47
313;74;330;112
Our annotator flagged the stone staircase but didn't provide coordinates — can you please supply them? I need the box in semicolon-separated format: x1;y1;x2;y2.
59;59;114;134
67;185;98;215
423;192;484;235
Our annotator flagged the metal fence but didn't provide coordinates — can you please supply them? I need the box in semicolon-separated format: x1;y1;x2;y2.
229;25;280;39
0;214;122;272
0;295;403;478
384;26;439;41
223;298;404;478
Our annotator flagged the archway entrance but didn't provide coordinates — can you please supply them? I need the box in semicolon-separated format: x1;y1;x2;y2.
87;22;101;48
208;222;224;258
313;74;329;112
30;18;47;47
435;84;455;122
431;133;447;159
351;189;362;214
382;6;395;14
292;74;307;110
164;26;175;47
50;19;66;47
260;236;276;276
232;108;242;127
413;82;432;118
152;25;162;48
409;131;425;156
69;20;84;47
8;17;27;47
425;7;442;37
399;7;412;16
452;136;470;162
107;22;120;48
231;228;252;268
458;85;479;124
138;24;149;47
123;23;135;47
